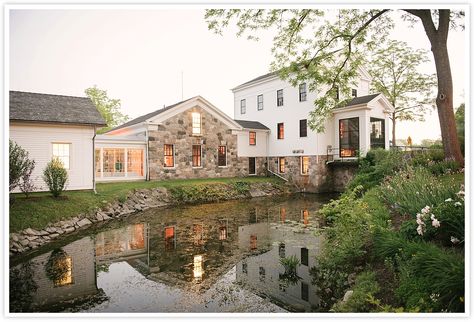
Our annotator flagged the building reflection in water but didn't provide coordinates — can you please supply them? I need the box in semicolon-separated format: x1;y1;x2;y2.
193;255;204;282
165;226;176;250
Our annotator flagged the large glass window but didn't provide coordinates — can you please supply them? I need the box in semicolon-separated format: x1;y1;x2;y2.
277;123;284;139
95;148;101;177
218;146;227;167
370;118;385;149
192;145;202;167
257;94;264;110
277;89;284;106
299;83;307;102
164;144;174;167
339;118;359;157
240;99;246;114
127;149;144;177
192;112;201;135
300;156;309;175
249;131;256;145
103;148;125;177
52;143;70;169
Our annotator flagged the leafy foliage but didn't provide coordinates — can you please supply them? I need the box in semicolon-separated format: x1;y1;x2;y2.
85;86;129;133
279;255;301;286
43;158;68;198
455;103;464;155
9;140;36;193
45;249;70;284
332;271;380;312
10;262;38;312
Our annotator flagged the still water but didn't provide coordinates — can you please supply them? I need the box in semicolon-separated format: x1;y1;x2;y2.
10;193;336;313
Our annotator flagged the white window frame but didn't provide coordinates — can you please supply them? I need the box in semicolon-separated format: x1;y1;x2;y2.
192;112;201;135
240;99;246;114
257;94;264;111
300;156;310;176
52;142;71;170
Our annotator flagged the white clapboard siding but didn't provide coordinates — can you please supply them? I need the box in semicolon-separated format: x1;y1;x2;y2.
10;122;95;191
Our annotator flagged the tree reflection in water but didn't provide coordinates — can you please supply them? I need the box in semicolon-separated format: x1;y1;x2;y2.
10;261;38;312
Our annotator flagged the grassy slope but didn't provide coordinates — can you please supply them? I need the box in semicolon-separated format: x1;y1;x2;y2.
10;176;283;233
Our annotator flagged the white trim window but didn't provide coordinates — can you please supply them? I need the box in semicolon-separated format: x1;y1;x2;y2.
192;112;201;135
164;144;175;168
277;89;284;106
257;94;264;111
192;144;202;168
240;99;246;114
52;143;71;169
218;146;227;167
278;157;285;174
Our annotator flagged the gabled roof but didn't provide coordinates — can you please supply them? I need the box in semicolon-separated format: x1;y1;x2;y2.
232;71;278;91
108;96;196;132
234;120;270;131
344;93;381;107
9;91;106;126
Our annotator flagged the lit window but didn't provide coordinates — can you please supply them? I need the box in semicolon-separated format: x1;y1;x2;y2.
249;131;256;145
192;112;201;135
250;235;257;250
278;157;285;174
54;256;73;286
257;94;264;110
193;255;204;281
218;146;227;167
165;226;175;250
339;118;359;157
164;144;174;167
301;156;309;175
277;123;284;139
277;89;284;106
299;83;307;102
129;223;146;250
280;207;286;223
219;226;227;240
103;148;125;177
192;145;202;167
240;99;246;114
302;209;309;225
127;149;144;177
52;143;71;169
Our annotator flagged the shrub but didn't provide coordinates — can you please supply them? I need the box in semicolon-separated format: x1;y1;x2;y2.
380;167;459;216
19;159;36;198
9;140;35;192
332;271;380;312
43;158;68;198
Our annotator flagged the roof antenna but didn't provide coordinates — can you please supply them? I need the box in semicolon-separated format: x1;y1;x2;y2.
181;70;184;101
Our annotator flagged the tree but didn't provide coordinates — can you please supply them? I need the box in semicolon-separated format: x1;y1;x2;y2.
368;40;436;144
455;103;464;155
9;140;35;193
205;9;465;165
43;158;68;198
85;86;129;134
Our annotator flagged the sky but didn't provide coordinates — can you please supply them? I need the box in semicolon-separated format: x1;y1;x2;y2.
9;8;466;144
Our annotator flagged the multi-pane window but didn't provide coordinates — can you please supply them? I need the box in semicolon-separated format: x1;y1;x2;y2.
299;119;307;137
301;282;309;301
53;256;73;286
277;123;284;139
257;94;264;110
352;89;358;97
192;112;201;135
299;83;307;102
52;143;71;169
164;144;174;167
278;157;285;173
301;247;309;266
192;145;202;167
240;99;246;114
339;117;360;157
218;146;227;166
277;89;284;106
249;131;256;145
370;118;386;149
103;148;125;176
301;156;309;175
259;266;266;281
127;149;144;177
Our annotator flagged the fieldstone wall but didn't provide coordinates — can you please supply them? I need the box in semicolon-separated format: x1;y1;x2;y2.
331;163;359;192
269;155;350;192
148;106;266;179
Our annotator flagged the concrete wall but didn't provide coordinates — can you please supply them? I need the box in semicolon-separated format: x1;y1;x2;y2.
10;122;95;191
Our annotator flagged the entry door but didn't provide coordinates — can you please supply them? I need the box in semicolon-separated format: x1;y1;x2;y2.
249;157;256;175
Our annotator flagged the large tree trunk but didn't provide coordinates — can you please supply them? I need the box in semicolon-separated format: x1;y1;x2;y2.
408;9;464;166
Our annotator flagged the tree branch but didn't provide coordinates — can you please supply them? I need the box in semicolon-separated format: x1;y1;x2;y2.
287;10;310;54
404;10;437;43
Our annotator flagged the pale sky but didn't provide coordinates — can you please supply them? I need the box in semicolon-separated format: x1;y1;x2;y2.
9;8;466;144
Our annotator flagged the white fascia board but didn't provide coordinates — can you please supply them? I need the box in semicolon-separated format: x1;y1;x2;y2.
231;74;280;93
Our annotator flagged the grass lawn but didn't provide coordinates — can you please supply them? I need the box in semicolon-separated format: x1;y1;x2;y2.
10;176;283;233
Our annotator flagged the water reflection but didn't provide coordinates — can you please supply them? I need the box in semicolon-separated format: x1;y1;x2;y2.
10;194;335;313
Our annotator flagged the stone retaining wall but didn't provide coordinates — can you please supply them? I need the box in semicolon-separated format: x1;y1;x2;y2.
9;181;291;256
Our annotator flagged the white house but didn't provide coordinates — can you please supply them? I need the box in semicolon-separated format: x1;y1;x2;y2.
231;68;393;191
9;91;106;191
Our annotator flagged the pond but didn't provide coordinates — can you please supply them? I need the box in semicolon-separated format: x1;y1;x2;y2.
10;193;337;313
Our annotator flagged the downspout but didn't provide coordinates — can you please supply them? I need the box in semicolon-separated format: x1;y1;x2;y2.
92;126;97;194
145;125;150;181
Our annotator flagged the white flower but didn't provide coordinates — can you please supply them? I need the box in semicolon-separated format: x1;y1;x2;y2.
417;225;424;235
445;198;453;202
430;214;435;220
431;218;440;228
451;236;460;244
454;201;462;207
421;206;431;214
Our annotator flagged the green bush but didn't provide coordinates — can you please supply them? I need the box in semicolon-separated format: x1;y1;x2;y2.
347;149;405;191
9;140;36;193
43;158;68;198
332;271;380;312
380;167;459;216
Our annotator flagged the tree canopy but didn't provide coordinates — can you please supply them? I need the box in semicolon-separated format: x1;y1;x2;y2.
85;86;129;134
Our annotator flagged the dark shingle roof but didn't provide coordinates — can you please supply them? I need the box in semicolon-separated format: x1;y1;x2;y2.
234;119;270;130
10;91;106;126
232;71;278;90
344;93;380;107
107;96;197;132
